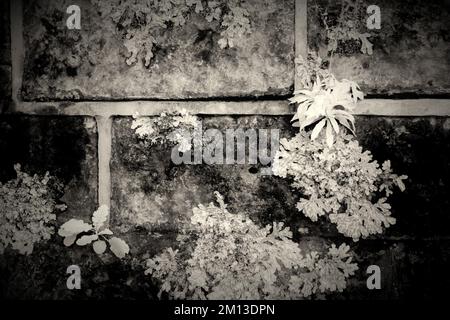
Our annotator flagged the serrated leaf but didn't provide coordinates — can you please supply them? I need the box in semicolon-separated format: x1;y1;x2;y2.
76;234;98;246
93;240;107;255
109;237;130;259
58;219;92;238
92;205;109;231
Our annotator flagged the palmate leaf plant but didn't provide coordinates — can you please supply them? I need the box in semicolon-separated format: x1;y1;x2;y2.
58;205;130;259
145;192;358;300
274;53;407;241
289;68;363;147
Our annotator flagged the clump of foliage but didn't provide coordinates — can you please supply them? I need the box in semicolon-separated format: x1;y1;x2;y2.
274;53;407;241
0;164;66;255
92;0;251;66
311;0;373;55
145;192;358;299
131;109;200;152
58;205;130;259
272;133;406;241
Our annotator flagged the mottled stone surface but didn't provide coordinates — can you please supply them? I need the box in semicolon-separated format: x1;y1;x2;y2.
0;116;98;221
0;0;11;109
0;65;11;99
0;239;157;299
308;0;450;95
21;0;294;100
111;116;342;242
0;0;10;65
356;117;450;239
342;240;450;299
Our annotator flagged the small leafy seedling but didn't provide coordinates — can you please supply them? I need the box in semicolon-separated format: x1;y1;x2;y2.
58;206;129;259
289;76;364;147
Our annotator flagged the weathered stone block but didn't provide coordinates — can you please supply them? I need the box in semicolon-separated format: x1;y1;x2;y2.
0;238;157;299
0;0;10;65
343;240;450;299
0;65;11;99
0;115;98;221
111;116;320;235
22;0;294;100
308;0;450;95
356;117;450;239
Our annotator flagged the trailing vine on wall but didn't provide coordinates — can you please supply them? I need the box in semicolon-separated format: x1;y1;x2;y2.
91;0;251;67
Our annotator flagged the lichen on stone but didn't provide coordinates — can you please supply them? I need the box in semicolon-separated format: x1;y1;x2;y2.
131;109;200;152
0;164;66;255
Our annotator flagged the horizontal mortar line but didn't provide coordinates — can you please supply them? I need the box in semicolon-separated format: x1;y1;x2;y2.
5;99;450;117
18;94;294;103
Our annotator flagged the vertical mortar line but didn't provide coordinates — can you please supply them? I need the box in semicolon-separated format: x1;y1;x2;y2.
295;0;308;91
96;116;113;225
10;0;24;107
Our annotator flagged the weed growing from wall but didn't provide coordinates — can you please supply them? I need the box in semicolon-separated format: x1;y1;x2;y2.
59;205;130;259
274;53;407;241
273;132;406;241
0;164;66;255
145;192;358;299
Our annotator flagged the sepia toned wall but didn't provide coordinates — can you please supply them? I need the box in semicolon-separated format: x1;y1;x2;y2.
1;0;450;299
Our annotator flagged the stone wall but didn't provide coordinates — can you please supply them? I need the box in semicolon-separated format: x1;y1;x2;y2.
1;0;450;300
0;0;11;112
